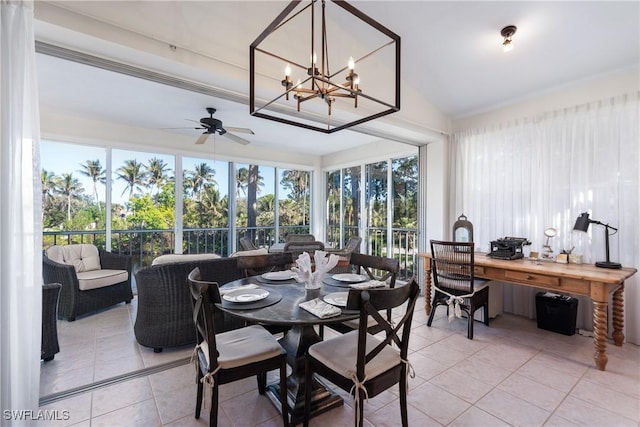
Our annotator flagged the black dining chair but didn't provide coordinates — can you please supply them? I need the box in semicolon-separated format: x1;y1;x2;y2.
323;253;400;337
187;268;290;427
236;252;293;278
428;240;489;339
303;279;420;427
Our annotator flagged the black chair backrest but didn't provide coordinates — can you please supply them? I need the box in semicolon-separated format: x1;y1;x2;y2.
187;268;220;370
236;252;293;277
346;279;420;379
430;240;476;294
349;252;399;285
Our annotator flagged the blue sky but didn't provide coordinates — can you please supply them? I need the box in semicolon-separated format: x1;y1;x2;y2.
41;140;285;205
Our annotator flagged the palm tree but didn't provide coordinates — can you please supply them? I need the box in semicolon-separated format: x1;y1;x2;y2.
78;159;106;212
186;162;216;201
146;157;170;195
55;173;83;221
41;169;57;203
116;159;147;199
280;170;309;225
236;167;249;197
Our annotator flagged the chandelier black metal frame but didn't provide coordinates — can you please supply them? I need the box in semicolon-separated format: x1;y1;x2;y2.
250;0;401;133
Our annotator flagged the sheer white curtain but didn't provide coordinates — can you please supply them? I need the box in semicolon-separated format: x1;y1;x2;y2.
450;92;640;344
0;0;42;420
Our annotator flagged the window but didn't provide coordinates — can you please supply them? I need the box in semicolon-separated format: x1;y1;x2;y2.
279;169;311;240
41;141;107;247
183;157;229;255
111;149;175;266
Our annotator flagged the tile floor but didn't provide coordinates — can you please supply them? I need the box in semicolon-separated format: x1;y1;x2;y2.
40;296;640;426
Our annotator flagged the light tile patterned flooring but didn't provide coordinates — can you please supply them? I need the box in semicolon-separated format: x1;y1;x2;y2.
40;297;640;426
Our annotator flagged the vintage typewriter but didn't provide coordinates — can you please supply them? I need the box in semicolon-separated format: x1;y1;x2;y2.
488;237;531;260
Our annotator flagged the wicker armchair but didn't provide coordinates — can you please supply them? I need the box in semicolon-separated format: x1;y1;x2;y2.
42;248;133;321
41;283;61;361
134;257;246;352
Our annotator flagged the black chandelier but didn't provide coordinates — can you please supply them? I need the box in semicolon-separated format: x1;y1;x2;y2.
250;0;401;133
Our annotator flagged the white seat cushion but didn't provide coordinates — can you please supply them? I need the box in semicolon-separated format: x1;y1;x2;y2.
47;244;101;272
152;253;221;266
308;330;400;380
199;325;282;370
230;248;269;257
77;269;129;291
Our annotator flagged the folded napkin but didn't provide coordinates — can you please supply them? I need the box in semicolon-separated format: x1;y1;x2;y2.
350;280;387;290
219;283;258;296
299;298;342;319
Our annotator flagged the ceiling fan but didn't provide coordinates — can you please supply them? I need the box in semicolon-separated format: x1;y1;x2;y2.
187;107;254;145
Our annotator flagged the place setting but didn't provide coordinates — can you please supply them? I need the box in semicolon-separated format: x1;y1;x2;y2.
219;284;282;310
256;269;298;284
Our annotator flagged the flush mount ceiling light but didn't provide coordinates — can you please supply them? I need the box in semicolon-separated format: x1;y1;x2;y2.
501;25;517;52
250;0;401;133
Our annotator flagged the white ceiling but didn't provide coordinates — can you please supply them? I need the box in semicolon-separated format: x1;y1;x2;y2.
34;1;640;156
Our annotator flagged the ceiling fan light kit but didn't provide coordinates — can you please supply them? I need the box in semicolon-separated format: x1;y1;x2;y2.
250;0;401;133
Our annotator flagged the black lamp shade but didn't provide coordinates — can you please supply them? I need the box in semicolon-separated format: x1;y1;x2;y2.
573;212;591;232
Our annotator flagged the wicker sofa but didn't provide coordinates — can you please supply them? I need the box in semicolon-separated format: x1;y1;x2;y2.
42;245;133;321
134;255;246;353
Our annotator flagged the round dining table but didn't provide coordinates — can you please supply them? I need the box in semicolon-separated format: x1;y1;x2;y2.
217;275;360;424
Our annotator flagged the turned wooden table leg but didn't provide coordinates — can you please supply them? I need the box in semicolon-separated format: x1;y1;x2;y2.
592;300;608;371
424;268;432;316
612;283;625;346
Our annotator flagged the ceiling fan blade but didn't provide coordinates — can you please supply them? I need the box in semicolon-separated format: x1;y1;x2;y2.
160;127;204;130
222;133;250;146
186;118;211;129
195;133;210;145
224;126;254;135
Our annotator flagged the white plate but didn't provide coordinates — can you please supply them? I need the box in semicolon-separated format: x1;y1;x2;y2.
332;273;367;283
323;292;349;307
261;271;295;280
223;288;270;303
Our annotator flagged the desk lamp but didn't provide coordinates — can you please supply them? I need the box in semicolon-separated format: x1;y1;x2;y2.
573;212;622;269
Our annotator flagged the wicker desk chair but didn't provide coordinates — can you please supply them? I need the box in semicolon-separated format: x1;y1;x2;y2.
41;283;61;361
188;268;289;427
428;240;489;339
303;279;420;427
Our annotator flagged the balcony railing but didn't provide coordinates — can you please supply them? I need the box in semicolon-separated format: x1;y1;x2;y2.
44;224;416;281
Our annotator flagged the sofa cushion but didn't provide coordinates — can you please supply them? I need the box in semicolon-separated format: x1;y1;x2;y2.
77;269;129;291
152;253;221;266
46;244;101;272
230;248;268;257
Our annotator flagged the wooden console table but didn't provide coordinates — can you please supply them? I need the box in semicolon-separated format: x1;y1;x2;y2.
418;252;637;371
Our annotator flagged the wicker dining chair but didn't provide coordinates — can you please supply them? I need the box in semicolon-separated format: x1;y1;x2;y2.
187;268;289;427
303;279;420;427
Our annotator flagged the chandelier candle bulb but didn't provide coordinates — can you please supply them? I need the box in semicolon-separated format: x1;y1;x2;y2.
348;57;355;70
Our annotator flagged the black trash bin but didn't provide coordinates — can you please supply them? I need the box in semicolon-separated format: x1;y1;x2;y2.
535;292;578;336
